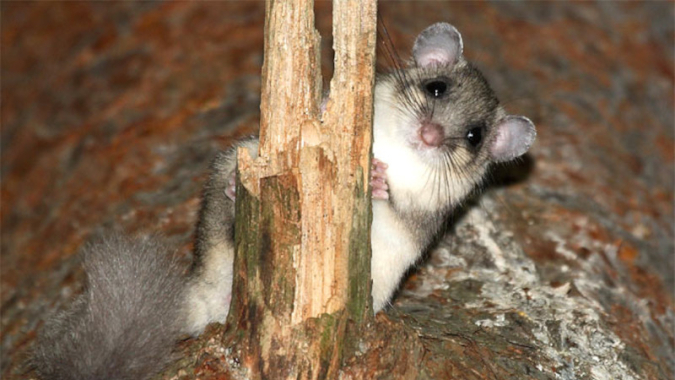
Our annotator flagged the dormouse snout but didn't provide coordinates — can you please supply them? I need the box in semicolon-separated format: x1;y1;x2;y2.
419;121;445;147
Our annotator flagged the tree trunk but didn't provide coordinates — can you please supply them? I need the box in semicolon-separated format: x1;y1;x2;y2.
226;1;377;378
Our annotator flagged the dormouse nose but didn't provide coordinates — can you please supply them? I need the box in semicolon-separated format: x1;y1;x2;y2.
419;121;445;147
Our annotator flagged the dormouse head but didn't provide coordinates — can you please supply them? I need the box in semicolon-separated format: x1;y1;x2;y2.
380;22;536;181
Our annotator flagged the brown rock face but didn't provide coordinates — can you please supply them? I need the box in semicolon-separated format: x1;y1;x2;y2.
2;2;672;379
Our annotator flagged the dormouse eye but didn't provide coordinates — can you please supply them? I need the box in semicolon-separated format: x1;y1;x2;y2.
466;126;483;147
424;80;448;98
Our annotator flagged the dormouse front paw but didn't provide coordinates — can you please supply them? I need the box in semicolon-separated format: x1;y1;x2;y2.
226;172;236;202
371;158;389;200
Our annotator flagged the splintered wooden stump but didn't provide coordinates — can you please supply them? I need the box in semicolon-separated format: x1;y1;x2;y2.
225;0;377;378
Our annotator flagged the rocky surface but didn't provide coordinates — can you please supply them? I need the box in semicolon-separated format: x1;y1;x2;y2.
2;2;672;379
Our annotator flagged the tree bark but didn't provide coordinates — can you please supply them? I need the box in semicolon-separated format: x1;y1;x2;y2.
226;1;377;378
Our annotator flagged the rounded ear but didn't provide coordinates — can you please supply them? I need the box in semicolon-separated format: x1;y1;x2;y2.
489;116;536;163
412;22;463;68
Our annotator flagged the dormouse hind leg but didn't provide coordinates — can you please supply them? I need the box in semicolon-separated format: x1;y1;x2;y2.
185;138;259;335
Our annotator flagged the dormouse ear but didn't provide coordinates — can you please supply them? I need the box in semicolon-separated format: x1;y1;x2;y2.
489;116;536;163
413;22;464;68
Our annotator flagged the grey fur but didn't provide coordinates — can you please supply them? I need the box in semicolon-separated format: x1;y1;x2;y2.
193;137;258;269
183;137;258;336
31;234;186;380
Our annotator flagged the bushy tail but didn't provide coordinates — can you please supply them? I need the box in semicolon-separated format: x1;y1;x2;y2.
31;234;187;380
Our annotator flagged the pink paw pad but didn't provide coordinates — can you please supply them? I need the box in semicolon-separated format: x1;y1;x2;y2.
371;158;389;200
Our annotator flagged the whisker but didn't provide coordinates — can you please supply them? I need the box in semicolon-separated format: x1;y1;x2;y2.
378;19;432;120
